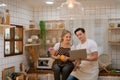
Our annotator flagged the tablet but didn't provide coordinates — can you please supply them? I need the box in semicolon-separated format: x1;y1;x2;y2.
69;49;87;60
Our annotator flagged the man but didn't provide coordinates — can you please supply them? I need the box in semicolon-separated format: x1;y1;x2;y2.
67;28;99;80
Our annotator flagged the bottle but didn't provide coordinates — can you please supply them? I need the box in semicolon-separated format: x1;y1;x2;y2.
0;10;4;24
29;20;35;28
6;9;10;25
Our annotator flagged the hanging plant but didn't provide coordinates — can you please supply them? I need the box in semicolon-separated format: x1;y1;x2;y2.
39;20;46;51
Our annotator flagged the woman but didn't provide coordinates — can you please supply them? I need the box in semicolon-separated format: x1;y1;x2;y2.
51;30;75;80
67;28;99;80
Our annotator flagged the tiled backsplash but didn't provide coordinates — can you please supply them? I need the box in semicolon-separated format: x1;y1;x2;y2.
33;6;120;69
0;0;32;79
0;0;33;27
0;0;120;80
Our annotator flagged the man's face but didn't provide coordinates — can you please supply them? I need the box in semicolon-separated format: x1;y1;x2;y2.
75;30;85;41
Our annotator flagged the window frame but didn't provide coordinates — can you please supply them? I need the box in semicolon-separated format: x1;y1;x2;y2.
4;24;23;57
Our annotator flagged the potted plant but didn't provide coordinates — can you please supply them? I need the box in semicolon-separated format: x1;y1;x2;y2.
39;20;46;56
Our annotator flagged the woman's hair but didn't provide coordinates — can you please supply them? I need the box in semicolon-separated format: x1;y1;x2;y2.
74;28;85;34
60;29;71;42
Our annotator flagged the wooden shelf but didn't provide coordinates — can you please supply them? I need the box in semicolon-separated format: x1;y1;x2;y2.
108;41;120;45
24;28;40;31
46;43;55;46
108;27;120;30
99;72;120;76
45;20;64;22
24;44;41;47
46;28;64;31
0;24;15;28
28;68;53;74
5;39;23;41
24;43;55;47
14;39;23;41
108;18;120;21
25;28;64;31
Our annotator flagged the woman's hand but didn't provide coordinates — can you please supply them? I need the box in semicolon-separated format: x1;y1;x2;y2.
55;55;60;59
60;55;68;62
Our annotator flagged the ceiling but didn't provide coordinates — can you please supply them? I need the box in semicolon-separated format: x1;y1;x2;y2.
25;0;120;8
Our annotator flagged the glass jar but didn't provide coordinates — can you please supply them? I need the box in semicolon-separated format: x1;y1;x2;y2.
6;9;10;25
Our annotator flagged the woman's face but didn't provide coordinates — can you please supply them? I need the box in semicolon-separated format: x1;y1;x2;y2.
75;30;85;41
62;33;71;43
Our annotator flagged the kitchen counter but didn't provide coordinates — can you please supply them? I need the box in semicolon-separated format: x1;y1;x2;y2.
28;68;120;76
28;68;53;74
99;72;120;76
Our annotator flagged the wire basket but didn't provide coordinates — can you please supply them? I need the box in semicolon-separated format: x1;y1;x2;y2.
98;54;112;73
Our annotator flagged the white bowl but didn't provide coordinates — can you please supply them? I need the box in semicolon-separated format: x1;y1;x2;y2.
27;38;32;43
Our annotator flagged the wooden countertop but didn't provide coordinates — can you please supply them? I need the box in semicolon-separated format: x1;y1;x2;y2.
99;72;120;76
28;68;120;76
28;68;53;74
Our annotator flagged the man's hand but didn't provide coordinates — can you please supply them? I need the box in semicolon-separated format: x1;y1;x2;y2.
73;65;80;71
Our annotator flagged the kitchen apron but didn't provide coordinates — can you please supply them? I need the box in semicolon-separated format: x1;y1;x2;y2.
71;39;99;80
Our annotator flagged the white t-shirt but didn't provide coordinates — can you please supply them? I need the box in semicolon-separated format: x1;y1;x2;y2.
76;39;97;54
71;39;99;80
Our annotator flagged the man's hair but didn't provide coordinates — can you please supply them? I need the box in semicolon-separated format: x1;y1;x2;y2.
74;28;85;34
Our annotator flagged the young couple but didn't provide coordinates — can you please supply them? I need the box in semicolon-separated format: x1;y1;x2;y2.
51;28;99;80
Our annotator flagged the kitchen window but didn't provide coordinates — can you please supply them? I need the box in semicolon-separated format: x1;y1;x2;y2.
4;25;23;57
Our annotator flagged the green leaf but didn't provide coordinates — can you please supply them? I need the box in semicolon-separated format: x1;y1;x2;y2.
39;20;46;49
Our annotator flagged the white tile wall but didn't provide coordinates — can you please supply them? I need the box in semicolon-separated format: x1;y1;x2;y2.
33;4;120;70
0;0;33;26
0;0;120;80
0;0;33;80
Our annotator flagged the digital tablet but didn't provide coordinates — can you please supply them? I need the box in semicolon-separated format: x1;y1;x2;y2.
69;49;87;60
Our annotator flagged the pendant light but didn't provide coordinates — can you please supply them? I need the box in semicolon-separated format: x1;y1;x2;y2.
60;0;84;20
